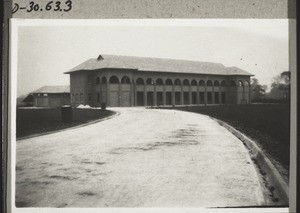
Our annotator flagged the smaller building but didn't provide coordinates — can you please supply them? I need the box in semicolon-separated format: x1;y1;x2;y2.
23;85;70;107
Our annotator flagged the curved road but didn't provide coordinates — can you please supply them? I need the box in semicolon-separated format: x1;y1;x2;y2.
16;108;265;207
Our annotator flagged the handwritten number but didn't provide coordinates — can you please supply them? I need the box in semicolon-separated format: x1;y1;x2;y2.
13;0;72;13
27;1;34;12
64;0;72;12
54;1;61;11
46;1;53;10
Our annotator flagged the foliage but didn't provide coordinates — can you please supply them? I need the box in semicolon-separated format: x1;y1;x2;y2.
267;71;290;100
251;78;267;102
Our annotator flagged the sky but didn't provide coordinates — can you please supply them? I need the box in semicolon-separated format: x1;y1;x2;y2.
16;19;289;97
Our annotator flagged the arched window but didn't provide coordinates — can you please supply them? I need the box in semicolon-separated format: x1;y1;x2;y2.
101;76;107;84
244;81;250;86
183;79;189;85
146;78;154;85
136;78;145;85
95;77;100;85
191;79;197;86
230;80;236;86
174;79;181;85
121;76;131;84
165;79;173;85
221;81;226;86
199;80;205;86
214;80;220;86
238;80;243;87
156;78;164;85
109;75;119;84
206;80;213;86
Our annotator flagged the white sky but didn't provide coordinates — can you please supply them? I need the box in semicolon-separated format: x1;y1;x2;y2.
16;19;289;97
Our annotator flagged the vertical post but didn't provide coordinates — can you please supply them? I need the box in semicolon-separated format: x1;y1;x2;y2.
163;83;166;105
172;83;175;105
204;84;207;105
130;80;134;106
107;81;110;106
189;84;192;105
154;82;157;106
212;85;215;104
144;84;147;106
196;83;200;105
118;81;121;107
219;85;221;105
180;84;184;105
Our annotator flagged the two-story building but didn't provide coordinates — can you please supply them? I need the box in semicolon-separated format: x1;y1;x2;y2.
65;54;253;107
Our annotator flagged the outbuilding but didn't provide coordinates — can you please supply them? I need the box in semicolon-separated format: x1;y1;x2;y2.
24;85;70;107
65;54;253;107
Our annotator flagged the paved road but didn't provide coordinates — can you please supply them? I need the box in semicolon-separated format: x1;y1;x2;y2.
16;108;265;207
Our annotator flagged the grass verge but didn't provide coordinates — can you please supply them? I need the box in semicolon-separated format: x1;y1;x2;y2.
17;108;115;139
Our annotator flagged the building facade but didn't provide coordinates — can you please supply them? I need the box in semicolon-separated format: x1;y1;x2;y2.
24;85;70;107
65;55;253;107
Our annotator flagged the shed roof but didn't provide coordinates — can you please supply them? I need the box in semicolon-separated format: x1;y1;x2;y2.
65;54;253;76
31;85;70;94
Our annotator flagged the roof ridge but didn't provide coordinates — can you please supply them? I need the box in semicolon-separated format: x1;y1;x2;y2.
101;54;225;66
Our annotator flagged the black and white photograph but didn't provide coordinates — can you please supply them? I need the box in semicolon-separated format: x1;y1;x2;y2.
10;19;290;212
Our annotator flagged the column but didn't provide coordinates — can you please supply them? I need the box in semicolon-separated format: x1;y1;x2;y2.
204;85;207;105
219;85;221;105
212;85;215;104
130;81;134;106
196;84;200;105
172;84;175;105
118;82;121;107
189;84;192;105
144;85;147;106
180;84;184;105
163;84;166;105
106;82;110;106
154;83;157;106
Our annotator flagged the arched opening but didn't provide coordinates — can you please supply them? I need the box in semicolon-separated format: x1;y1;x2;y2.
121;76;131;84
191;79;197;86
136;78;145;85
206;80;213;86
214;80;220;86
156;78;164;85
221;81;226;86
183;79;190;85
146;78;154;85
109;76;119;84
238;80;244;87
199;80;206;86
165;79;173;85
230;80;236;87
96;77;100;85
244;81;250;86
101;76;107;84
174;79;181;85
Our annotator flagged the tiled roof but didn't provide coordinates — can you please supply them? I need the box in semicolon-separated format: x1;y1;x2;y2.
31;85;70;94
65;54;253;76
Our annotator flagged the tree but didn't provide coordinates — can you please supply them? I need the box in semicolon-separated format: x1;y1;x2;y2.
251;78;267;101
268;71;290;100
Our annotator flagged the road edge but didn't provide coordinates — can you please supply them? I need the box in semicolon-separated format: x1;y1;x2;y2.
213;118;289;206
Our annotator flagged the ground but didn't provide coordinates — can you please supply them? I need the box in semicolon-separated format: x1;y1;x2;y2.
16;108;266;207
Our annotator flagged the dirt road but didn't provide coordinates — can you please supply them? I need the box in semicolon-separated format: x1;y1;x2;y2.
16;108;265;207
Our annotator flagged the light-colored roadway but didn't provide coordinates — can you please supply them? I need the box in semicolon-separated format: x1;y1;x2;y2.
16;108;265;207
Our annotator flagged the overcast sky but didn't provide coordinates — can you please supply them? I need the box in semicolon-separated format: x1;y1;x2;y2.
16;19;288;97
